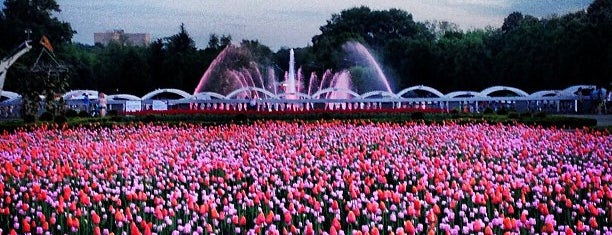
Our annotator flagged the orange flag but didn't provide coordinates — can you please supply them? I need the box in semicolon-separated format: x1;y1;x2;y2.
40;35;54;52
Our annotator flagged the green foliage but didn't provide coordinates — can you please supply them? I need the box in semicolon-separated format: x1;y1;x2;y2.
107;110;119;116
110;115;123;122
0;0;74;52
143;115;157;123
519;112;532;119
78;110;89;118
534;112;547;118
22;114;35;123
507;112;520;119
39;112;54;121
411;112;425;120
496;108;509;115
54;115;67;124
65;109;78;118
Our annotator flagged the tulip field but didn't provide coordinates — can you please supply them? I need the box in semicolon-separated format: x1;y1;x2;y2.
0;120;611;235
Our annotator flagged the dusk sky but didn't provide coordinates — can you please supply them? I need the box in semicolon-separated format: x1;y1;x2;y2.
55;0;593;50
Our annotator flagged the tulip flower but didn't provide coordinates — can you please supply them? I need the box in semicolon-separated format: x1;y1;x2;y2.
0;120;609;234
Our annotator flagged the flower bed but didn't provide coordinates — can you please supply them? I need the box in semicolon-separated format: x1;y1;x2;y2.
0;121;610;234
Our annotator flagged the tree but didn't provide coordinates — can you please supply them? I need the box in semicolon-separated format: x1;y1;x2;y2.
166;23;196;54
0;0;74;120
587;0;612;25
501;12;524;33
208;34;220;49
0;0;74;52
425;20;461;40
311;7;431;71
162;24;205;92
220;35;233;48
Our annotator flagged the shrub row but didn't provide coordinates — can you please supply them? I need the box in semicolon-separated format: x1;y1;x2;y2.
0;109;599;133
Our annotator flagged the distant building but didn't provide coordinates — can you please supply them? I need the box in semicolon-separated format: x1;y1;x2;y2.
94;30;151;47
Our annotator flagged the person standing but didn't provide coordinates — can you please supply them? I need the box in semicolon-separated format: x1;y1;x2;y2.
98;93;107;117
606;87;611;114
576;88;584;113
83;93;90;113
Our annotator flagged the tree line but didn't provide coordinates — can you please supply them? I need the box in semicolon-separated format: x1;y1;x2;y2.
1;0;611;98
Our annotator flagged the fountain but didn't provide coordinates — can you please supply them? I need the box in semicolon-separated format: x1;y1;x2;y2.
283;49;297;98
192;41;393;99
342;41;393;93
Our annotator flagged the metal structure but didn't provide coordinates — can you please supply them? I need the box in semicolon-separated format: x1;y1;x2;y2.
0;84;595;119
0;41;32;98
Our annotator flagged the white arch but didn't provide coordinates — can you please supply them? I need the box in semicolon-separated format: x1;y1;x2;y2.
226;87;279;99
562;85;595;95
193;92;227;100
529;90;561;98
277;92;312;99
445;91;487;98
360;90;398;99
1;91;21;104
142;88;192;100
107;94;142;101
311;87;361;99
1;91;21;100
480;86;529;97
396;85;445;98
63;90;99;100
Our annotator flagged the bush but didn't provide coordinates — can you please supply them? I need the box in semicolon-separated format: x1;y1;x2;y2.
111;116;123;122
54;115;67;124
411;112;425;120
39;112;54;121
483;108;494;114
78;110;90;118
519;112;532;119
507;112;520;119
534;112;547;118
528;117;596;128
235;114;248;122
107;110;119;116
143;115;157;123
23;114;36;123
65;109;78;118
496;108;508;115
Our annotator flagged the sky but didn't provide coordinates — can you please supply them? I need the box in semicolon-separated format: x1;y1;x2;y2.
55;0;593;50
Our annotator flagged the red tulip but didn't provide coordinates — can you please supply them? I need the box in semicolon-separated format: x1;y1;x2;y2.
239;215;247;226
256;212;265;225
589;217;598;229
21;218;31;233
404;220;415;235
484;226;493;235
283;211;292;224
265;211;274;224
331;217;341;230
305;223;314;235
577;220;585;232
347;211;357;224
114;210;125;222
329;225;338;235
92;212;101;225
210;207;219;220
542;221;554;233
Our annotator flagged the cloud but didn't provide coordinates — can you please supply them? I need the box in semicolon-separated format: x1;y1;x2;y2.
55;0;593;50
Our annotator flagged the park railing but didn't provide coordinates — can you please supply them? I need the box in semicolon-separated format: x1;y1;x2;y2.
0;93;602;119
